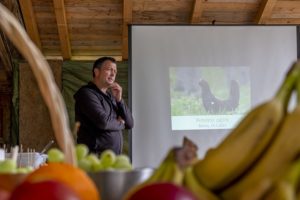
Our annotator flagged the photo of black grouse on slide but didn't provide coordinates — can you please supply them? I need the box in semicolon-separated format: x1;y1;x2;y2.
199;79;240;114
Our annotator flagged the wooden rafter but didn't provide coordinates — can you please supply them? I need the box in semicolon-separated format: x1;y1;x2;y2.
18;0;41;49
255;0;278;24
53;0;71;60
122;0;132;60
190;0;204;24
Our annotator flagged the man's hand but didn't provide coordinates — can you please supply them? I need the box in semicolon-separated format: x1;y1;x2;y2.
110;82;122;102
117;116;125;125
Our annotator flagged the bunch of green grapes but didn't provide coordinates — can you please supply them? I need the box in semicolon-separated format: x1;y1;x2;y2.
46;144;133;173
0;159;33;174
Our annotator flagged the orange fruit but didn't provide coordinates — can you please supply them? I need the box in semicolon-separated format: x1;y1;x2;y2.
24;163;100;200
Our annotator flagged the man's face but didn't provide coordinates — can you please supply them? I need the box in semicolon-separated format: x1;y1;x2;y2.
95;60;117;87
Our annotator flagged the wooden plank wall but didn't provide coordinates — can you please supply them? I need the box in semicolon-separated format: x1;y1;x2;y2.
19;60;62;151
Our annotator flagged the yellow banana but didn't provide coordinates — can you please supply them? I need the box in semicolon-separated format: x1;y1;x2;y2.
221;68;300;199
143;146;189;185
144;158;170;184
239;178;273;200
168;161;184;185
143;147;175;184
158;159;175;182
263;181;296;200
296;192;300;200
262;157;300;200
183;166;220;200
156;159;184;185
193;62;300;190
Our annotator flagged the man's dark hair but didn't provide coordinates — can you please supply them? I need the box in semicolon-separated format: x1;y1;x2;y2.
92;57;116;77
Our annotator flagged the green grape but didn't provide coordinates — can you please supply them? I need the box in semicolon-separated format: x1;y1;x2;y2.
86;154;101;172
25;166;34;173
115;154;130;164
78;157;92;172
86;154;100;165
16;167;29;174
0;159;17;174
92;160;104;172
47;148;65;163
100;149;116;169
76;144;89;161
113;154;133;170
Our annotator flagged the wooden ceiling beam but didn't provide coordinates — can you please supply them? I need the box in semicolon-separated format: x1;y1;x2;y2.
255;0;277;24
266;18;300;24
71;55;122;61
53;0;71;60
190;0;204;24
19;0;42;49
122;0;132;60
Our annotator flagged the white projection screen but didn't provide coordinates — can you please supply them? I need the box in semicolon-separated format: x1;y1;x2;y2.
130;25;298;168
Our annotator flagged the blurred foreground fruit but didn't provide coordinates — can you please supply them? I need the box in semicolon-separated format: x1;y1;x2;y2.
23;163;100;200
0;188;10;200
0;174;27;192
124;182;197;200
9;180;80;200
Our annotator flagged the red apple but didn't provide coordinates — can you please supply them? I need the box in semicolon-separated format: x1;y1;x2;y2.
0;188;10;200
9;180;80;200
124;182;197;200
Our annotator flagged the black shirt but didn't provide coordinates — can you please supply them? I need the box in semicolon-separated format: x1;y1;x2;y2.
74;82;134;155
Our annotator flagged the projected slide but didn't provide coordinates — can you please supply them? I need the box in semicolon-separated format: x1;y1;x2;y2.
170;66;251;130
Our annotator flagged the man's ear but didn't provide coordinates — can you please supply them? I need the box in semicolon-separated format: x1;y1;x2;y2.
94;68;100;77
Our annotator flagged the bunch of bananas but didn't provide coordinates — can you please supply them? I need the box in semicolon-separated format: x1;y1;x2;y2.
134;61;300;200
143;137;199;186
